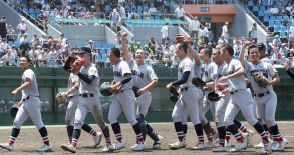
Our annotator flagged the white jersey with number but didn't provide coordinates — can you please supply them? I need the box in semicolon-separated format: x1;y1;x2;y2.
113;60;133;89
22;69;39;98
136;64;158;89
79;63;100;94
202;61;218;82
244;61;276;93
67;73;79;96
178;57;194;87
223;59;247;91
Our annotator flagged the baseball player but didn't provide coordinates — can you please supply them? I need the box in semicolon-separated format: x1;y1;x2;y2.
0;56;51;152
63;70;103;146
121;33;162;149
217;43;271;153
240;43;287;151
61;47;112;153
199;47;218;146
107;47;146;151
166;42;207;150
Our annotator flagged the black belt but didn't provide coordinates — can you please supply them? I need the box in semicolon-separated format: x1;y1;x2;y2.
22;96;38;102
230;90;238;95
254;91;270;97
79;93;94;98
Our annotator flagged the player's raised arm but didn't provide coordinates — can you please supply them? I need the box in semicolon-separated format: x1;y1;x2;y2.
239;41;250;67
121;32;131;62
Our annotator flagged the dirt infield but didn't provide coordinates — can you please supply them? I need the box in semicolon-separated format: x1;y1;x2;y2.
0;122;293;155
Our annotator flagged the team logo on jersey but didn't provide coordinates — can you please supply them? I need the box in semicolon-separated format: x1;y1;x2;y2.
131;70;138;76
138;72;144;78
113;71;122;77
250;70;268;78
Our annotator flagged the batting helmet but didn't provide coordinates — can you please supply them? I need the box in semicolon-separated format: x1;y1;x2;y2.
100;82;113;96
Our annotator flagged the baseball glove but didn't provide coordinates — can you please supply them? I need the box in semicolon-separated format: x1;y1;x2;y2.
10;103;19;118
208;92;221;102
169;86;179;103
55;92;68;103
192;77;206;88
71;58;85;73
132;86;140;97
253;72;269;88
100;82;113;96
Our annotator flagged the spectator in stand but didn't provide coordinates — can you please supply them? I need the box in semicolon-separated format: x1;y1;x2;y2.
31;33;39;47
148;37;159;55
148;4;158;19
222;22;229;41
0;39;9;58
58;33;67;47
202;23;209;44
16;19;27;36
217;35;228;44
0;16;8;39
7;25;15;42
19;33;28;44
190;17;200;39
119;4;126;24
233;40;242;56
272;34;282;48
161;23;169;45
110;8;120;28
289;23;294;49
38;10;48;30
175;4;185;21
250;23;257;42
1;48;17;66
143;10;150;19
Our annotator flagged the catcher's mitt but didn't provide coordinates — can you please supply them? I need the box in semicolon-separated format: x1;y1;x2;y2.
192;77;206;88
55;92;68;103
169;86;179;103
208;92;221;102
132;86;140;97
71;58;85;73
10;103;19;118
253;72;269;88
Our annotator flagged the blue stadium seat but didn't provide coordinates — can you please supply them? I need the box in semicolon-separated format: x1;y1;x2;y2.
280;26;287;33
274;21;281;27
14;41;20;48
28;8;35;14
280;32;287;38
23;7;28;14
263;15;270;21
269;20;275;27
260;6;266;12
277;16;283;21
248;1;254;7
264;12;271;17
258;11;264;17
274;27;280;32
95;55;102;62
104;5;110;14
143;5;149;11
35;9;40;14
283;16;290;21
270;16;276;21
253;6;259;12
8;41;14;46
137;5;143;12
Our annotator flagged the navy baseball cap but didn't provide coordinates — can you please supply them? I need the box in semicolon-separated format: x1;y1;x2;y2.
257;43;266;51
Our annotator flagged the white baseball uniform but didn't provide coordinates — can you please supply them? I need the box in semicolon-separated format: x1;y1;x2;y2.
65;73;79;126
223;59;258;126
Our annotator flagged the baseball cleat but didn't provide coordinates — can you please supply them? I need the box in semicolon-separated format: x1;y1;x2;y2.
271;141;280;151
112;141;125;150
278;138;288;151
261;141;272;154
192;142;208;150
254;141;264;148
101;143;114;152
153;140;162;150
130;143;146;151
229;142;247;152
206;140;214;148
38;144;52;152
169;141;186;149
212;146;226;152
93;132;103;147
0;143;13;151
225;140;233;147
61;144;76;153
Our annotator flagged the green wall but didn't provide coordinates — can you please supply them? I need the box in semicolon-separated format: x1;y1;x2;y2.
0;67;293;126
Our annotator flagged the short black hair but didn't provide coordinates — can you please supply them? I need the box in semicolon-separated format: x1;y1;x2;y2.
177;42;188;54
22;55;31;63
221;43;234;56
248;44;258;54
111;48;121;58
201;48;212;57
257;43;266;52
